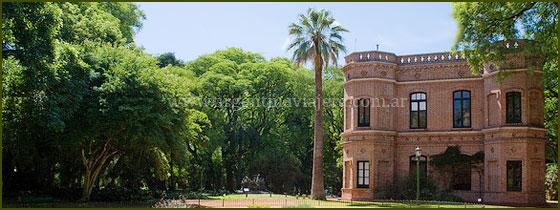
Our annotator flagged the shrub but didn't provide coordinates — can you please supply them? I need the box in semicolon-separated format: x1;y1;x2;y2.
432;194;464;202
374;175;463;202
162;190;208;199
205;189;229;196
545;163;558;200
90;187;156;201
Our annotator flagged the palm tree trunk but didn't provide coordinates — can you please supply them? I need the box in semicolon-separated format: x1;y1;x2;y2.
311;51;326;200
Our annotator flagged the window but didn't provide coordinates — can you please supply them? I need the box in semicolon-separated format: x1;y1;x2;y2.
357;161;370;188
409;155;428;180
357;98;370;127
453;90;471;128
507;161;522;191
410;93;427;129
453;166;472;190
506;92;522;123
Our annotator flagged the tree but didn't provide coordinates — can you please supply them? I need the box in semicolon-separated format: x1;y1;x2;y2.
287;8;348;200
2;2;206;201
322;66;345;196
157;52;185;68
2;2;64;192
98;2;146;44
452;2;558;162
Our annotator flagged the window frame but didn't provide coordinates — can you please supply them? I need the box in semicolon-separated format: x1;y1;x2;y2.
506;160;522;192
356;161;370;188
453;90;472;128
357;98;370;127
506;92;522;123
410;92;427;129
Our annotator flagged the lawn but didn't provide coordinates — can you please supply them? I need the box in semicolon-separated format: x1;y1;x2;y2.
4;193;516;208
208;193;298;200
200;194;513;208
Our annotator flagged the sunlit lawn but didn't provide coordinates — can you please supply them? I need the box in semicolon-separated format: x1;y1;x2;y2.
205;194;513;208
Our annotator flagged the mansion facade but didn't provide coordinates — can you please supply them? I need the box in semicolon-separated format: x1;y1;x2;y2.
340;39;546;205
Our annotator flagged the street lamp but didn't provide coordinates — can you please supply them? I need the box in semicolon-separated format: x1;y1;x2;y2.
415;147;422;201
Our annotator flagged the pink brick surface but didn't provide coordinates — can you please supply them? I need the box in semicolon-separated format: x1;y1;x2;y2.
340;50;546;205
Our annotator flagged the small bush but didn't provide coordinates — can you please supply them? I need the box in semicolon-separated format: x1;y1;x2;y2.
432;194;464;202
204;189;230;196
375;175;463;202
90;187;155;201
162;190;208;199
545;163;558;200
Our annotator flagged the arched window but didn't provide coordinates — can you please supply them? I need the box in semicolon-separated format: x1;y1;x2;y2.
409;155;427;180
453;90;471;128
410;93;427;129
357;98;370;127
506;92;522;123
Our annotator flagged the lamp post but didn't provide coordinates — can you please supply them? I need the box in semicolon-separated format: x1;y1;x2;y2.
415;147;422;201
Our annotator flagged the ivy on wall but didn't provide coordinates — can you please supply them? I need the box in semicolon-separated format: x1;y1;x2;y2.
430;145;484;190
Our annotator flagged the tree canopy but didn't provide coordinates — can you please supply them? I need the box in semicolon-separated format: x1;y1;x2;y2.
453;2;558;162
2;3;345;201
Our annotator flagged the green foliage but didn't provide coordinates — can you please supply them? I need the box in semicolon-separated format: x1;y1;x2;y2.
56;2;126;45
453;2;558;162
375;175;464;202
429;146;484;190
98;2;146;43
430;146;484;170
545;163;558;200
2;3;346;202
287;8;348;67
248;138;303;193
2;2;207;201
157;52;185;68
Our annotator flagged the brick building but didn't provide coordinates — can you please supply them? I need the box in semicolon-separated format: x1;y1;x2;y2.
340;39;546;205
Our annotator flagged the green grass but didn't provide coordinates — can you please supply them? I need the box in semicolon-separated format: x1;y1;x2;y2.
207;194;513;208
321;200;512;208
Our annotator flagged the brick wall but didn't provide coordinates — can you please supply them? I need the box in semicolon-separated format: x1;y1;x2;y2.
341;45;546;205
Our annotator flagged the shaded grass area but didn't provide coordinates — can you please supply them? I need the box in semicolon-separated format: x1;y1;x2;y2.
2;200;157;208
208;194;297;200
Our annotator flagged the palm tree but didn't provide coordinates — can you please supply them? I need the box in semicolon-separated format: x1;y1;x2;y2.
287;8;348;200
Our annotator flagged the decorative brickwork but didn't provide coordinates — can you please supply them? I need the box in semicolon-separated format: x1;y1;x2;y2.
341;40;546;205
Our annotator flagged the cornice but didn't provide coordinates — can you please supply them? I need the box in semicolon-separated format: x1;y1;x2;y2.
342;61;398;72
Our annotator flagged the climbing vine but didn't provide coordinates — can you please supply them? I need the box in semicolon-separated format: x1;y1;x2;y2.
430;145;484;190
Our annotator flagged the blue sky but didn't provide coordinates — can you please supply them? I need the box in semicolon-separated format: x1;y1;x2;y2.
134;2;458;65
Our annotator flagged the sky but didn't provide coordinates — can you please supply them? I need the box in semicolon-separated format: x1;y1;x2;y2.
134;2;459;65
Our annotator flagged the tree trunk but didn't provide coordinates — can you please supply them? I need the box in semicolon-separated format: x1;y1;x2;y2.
80;140;118;202
168;160;176;190
223;146;235;191
311;49;326;200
